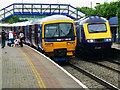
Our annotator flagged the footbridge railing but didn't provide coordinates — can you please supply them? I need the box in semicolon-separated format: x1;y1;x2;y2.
0;3;86;21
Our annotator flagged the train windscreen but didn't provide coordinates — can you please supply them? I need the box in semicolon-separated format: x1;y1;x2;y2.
88;23;107;33
44;23;74;38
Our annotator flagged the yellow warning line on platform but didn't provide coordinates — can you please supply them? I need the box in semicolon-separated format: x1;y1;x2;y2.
18;48;46;89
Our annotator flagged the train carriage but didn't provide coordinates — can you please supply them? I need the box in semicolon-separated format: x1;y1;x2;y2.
24;15;77;61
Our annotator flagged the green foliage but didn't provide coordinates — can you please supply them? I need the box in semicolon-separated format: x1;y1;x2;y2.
77;1;119;20
2;15;20;23
118;1;120;40
76;7;96;16
95;2;118;20
2;15;28;23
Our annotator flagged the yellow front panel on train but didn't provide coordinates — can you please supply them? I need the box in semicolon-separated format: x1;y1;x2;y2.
43;41;76;52
83;22;112;40
42;20;77;54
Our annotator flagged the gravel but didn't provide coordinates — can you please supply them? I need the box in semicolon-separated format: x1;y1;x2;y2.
70;57;119;88
97;60;119;71
63;65;106;89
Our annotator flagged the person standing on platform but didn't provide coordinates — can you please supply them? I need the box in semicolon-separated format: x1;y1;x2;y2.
8;29;14;46
6;30;9;46
13;30;16;38
1;30;6;48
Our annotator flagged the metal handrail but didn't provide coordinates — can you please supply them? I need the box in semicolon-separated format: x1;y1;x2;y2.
0;3;86;21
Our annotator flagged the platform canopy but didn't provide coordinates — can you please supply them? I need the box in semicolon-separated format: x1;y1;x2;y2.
109;17;118;26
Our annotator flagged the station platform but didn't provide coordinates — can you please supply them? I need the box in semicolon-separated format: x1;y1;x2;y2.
112;43;120;50
1;44;86;89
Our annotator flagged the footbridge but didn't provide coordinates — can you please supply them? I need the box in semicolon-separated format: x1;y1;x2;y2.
0;3;86;21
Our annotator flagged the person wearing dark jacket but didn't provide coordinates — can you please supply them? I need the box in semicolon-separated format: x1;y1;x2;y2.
1;30;6;48
19;30;24;47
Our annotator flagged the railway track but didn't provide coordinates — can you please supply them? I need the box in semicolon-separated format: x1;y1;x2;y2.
88;61;120;73
106;59;120;65
69;63;119;90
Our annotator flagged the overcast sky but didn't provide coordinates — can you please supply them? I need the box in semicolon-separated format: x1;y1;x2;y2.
0;0;118;10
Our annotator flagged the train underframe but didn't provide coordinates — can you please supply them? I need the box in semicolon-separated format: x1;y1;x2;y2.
46;48;74;61
75;42;112;58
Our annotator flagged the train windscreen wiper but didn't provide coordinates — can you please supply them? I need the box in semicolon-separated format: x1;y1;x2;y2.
60;29;66;36
89;30;99;33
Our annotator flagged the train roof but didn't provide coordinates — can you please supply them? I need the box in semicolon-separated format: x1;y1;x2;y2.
1;15;73;27
31;15;73;25
75;16;108;25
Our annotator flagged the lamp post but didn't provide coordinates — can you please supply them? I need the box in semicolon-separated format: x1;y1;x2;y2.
90;1;92;8
96;3;100;6
95;3;100;15
96;3;100;9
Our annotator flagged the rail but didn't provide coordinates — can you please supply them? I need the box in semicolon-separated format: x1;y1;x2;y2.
69;63;119;90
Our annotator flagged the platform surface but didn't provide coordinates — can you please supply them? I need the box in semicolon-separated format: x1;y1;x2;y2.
2;45;82;88
112;43;120;50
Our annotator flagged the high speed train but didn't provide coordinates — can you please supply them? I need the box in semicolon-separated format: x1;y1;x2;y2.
74;16;112;55
16;15;77;61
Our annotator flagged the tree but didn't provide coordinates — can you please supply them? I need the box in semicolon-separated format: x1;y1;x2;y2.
117;1;120;41
2;15;20;23
77;2;118;20
95;2;118;20
76;7;96;16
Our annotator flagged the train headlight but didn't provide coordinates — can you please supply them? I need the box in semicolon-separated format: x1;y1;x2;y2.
90;39;94;42
106;39;109;41
67;42;74;45
87;39;95;43
45;43;53;47
87;40;90;43
109;39;111;41
105;38;112;42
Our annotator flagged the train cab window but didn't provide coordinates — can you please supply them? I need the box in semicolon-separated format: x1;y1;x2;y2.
59;23;74;37
45;25;59;38
44;23;74;39
88;23;107;33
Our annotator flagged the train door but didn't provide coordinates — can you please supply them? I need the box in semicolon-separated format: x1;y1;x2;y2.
25;26;29;43
37;24;43;50
31;25;35;46
35;24;38;46
24;26;28;43
22;26;25;42
28;25;32;44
